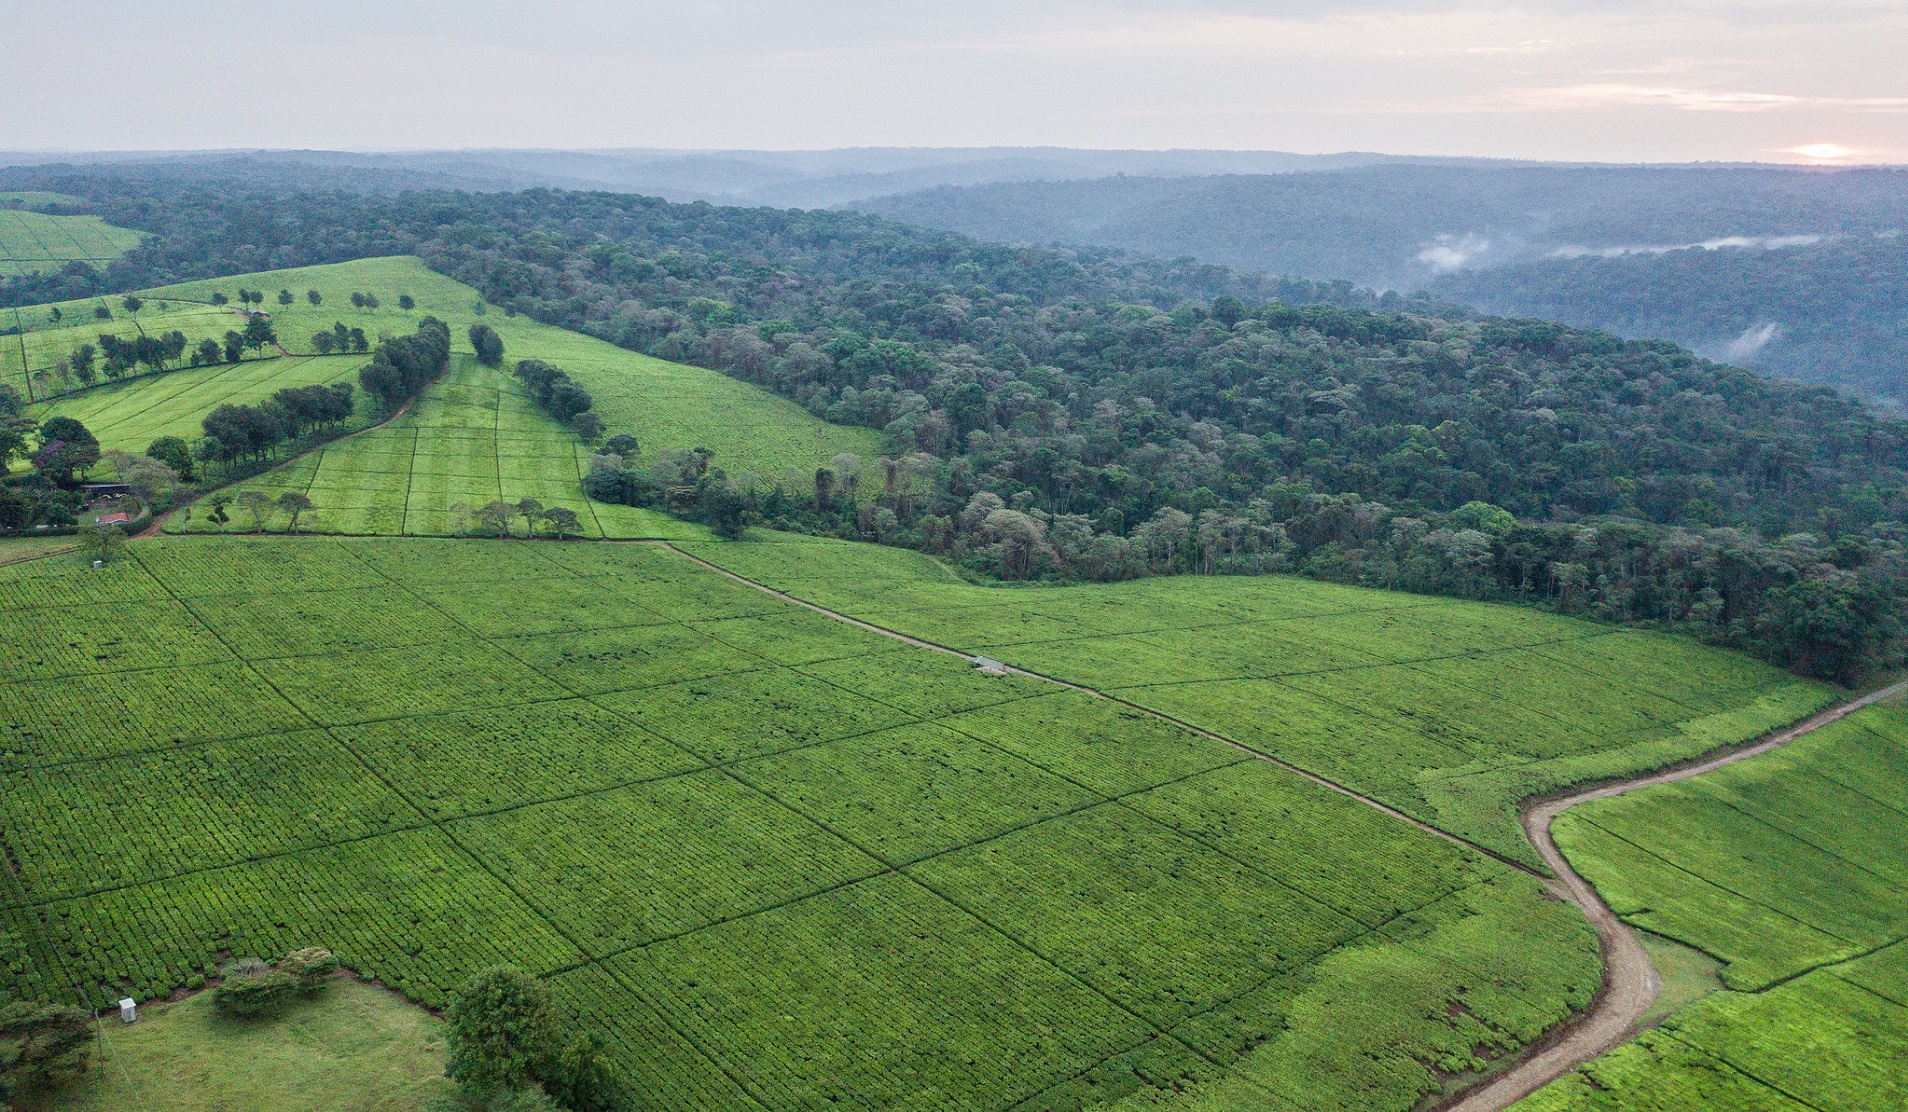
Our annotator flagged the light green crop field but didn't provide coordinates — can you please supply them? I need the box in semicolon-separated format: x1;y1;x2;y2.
7;297;265;404
677;535;1835;866
0;536;1599;1112
21;979;453;1112
11;256;879;480
169;357;701;540
1519;702;1908;1111
0;205;145;278
29;354;370;453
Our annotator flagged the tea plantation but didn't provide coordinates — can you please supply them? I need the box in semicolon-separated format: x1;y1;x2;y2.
1521;703;1908;1111
0;536;1607;1112
169;356;698;540
679;535;1835;865
0;196;145;279
12;257;879;476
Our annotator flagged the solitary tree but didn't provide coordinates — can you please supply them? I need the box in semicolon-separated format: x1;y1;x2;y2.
242;314;278;354
206;493;232;533
306;289;322;306
76;523;126;564
121;295;142;315
445;967;556;1098
397;294;415;310
468;323;505;367
277;491;314;534
277;289;293;306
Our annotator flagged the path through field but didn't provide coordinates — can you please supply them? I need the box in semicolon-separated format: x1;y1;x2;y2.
660;540;1908;1111
1435;676;1908;1111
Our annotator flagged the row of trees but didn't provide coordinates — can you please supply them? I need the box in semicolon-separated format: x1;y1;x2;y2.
37;315;273;397
310;321;370;354
511;357;601;439
200;382;357;466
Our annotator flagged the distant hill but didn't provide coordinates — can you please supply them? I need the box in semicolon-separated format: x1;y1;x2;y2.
853;164;1908;404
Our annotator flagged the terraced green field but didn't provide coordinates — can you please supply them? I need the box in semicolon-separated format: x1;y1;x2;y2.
679;535;1835;865
0;200;146;278
0;537;1598;1112
1521;702;1908;1111
169;357;699;539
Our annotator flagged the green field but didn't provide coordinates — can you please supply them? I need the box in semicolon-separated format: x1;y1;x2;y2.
13;256;879;488
1520;702;1908;1111
677;535;1835;865
167;357;702;539
28;354;370;453
0;536;1602;1112
21;979;453;1112
0;205;145;279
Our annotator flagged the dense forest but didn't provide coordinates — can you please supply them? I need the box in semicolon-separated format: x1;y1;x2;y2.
1436;235;1908;407
3;166;1905;681
856;164;1908;403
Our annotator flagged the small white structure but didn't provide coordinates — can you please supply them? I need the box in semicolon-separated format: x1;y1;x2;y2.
118;997;137;1023
972;655;1009;675
92;560;105;569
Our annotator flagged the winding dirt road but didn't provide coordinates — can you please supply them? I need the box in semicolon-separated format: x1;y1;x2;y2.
1438;677;1908;1112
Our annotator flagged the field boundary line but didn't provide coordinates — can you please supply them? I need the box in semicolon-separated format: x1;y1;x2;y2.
656;542;1534;871
1435;677;1908;1112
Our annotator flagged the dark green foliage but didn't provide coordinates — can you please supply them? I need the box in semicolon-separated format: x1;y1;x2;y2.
358;316;450;410
281;947;339;994
541;1032;627;1112
146;435;195;482
469;323;505;367
445;968;555;1098
212;968;299;1019
0;1001;91;1107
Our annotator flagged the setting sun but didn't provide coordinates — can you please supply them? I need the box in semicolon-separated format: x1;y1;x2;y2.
1785;142;1858;160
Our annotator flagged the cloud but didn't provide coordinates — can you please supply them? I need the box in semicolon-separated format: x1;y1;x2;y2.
1513;84;1908;113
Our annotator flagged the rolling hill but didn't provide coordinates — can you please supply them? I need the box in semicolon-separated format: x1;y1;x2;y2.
0;192;145;279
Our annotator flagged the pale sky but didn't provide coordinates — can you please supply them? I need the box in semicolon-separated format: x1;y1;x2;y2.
5;0;1904;163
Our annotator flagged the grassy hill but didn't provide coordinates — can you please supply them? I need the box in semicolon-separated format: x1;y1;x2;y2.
1521;702;1908;1110
16;257;880;480
0;194;145;280
677;534;1834;866
168;355;700;539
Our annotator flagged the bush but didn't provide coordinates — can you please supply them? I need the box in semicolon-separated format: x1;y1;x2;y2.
281;947;339;994
211;969;298;1019
0;1002;91;1106
445;967;555;1097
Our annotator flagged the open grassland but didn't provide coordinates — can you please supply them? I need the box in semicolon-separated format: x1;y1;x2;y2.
0;537;1598;1112
21;979;453;1112
166;357;700;539
0;207;145;278
1520;702;1908;1111
679;535;1835;866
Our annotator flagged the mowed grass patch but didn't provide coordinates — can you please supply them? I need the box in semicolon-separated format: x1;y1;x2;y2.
0;536;1598;1112
1519;703;1908;1112
25;979;454;1112
683;533;1837;865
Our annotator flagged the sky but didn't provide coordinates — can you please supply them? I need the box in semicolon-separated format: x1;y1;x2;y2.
4;0;1904;163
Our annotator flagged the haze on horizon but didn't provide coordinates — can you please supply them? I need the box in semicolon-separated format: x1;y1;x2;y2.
4;0;1905;165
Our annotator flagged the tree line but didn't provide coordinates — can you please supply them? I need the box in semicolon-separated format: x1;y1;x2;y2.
2;173;1904;679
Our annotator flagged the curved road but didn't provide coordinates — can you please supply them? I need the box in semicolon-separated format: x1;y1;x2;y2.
1438;677;1908;1112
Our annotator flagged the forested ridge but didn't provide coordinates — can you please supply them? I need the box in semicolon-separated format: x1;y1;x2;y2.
3;168;1904;681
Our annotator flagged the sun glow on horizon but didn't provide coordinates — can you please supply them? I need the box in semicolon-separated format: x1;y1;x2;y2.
1784;142;1859;162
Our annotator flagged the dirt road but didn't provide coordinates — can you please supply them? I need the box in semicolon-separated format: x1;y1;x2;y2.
1437;677;1908;1112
